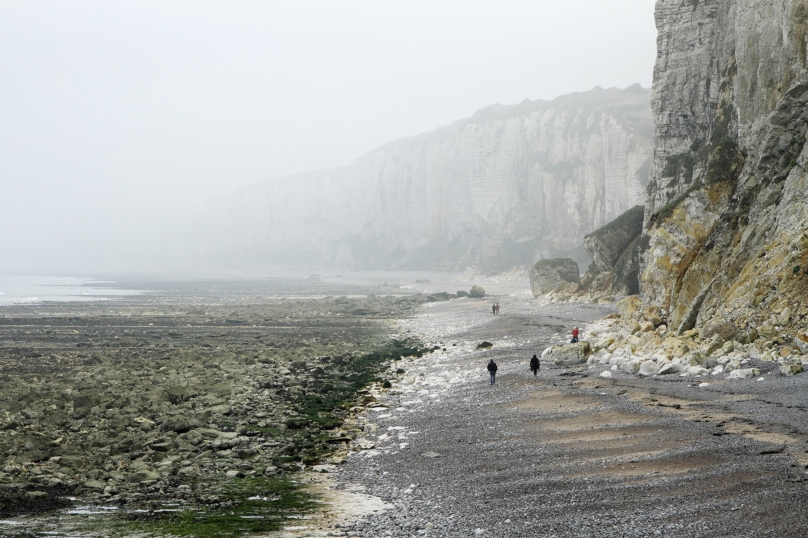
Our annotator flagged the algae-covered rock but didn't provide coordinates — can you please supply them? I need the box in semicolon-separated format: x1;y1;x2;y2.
529;259;580;297
24;433;54;462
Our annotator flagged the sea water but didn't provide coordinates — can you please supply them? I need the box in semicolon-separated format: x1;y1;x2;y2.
0;274;144;305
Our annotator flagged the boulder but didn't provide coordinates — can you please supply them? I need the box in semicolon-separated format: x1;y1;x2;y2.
658;363;678;375
543;342;592;367
639;361;661;376
687;366;709;376
529;259;580;297
795;334;808;354
161;414;200;433
616;296;643;319
130;470;160;483
758;324;777;340
24;433;54;462
622;359;642;374
643;305;664;325
469;285;486;298
728;368;760;379
701;319;740;342
595;336;615;350
779;362;803;376
83;479;107;490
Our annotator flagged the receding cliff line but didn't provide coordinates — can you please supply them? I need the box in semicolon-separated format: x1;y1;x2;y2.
201;85;653;273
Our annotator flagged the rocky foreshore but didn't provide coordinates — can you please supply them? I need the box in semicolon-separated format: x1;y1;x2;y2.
0;278;468;534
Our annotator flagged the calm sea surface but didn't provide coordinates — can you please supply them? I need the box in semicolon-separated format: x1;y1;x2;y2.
0;274;145;305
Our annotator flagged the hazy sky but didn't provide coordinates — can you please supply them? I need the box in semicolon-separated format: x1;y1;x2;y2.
1;0;656;273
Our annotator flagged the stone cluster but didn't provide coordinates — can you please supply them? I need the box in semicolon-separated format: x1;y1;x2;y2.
545;296;808;382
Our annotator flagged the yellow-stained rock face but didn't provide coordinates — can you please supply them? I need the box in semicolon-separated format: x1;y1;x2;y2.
641;1;808;342
642;183;732;325
616;296;643;319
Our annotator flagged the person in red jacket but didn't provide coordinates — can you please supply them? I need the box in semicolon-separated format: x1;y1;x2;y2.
571;327;579;343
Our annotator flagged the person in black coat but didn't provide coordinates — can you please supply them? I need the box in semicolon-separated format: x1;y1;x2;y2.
529;354;540;377
487;359;498;385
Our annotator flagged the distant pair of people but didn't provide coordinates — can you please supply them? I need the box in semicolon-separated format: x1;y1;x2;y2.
491;303;500;315
487;354;541;384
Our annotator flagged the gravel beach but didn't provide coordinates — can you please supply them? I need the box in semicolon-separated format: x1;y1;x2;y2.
299;294;808;538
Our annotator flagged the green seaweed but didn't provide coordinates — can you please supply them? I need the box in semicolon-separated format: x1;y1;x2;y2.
292;339;429;435
120;476;316;538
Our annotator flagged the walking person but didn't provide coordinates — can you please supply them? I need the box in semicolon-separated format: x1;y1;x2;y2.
571;327;579;343
495;303;500;315
487;359;498;385
529;354;540;377
492;303;497;315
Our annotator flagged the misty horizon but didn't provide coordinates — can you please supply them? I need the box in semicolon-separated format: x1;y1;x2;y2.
2;1;657;275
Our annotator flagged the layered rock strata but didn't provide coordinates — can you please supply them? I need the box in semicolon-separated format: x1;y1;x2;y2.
582;205;647;295
201;86;653;272
641;0;808;343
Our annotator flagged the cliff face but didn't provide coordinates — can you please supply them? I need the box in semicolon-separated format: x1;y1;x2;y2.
203;86;652;272
642;0;808;334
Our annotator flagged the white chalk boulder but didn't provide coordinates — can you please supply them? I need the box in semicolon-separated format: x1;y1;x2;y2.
639;361;661;376
545;342;592;367
727;368;760;379
657;363;678;375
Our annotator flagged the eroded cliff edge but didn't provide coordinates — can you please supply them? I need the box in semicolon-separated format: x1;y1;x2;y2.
201;86;652;273
642;0;808;338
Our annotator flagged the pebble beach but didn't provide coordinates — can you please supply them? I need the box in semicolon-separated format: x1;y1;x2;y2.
295;293;808;538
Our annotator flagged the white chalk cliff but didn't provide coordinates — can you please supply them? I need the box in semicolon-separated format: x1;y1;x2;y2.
641;0;808;335
202;86;652;272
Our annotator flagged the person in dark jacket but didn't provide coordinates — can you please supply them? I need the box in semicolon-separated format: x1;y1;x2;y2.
529;354;540;377
487;359;498;384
